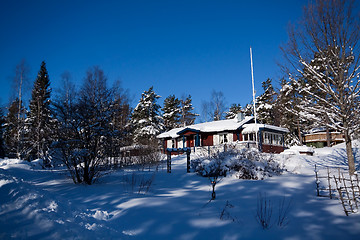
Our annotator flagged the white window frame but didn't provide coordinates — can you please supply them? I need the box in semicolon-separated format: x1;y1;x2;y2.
262;131;283;146
219;133;228;144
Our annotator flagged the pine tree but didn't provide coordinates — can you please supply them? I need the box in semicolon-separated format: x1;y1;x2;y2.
0;108;5;158
162;95;181;131
130;86;164;145
3;99;26;158
243;103;254;117
256;78;277;125
275;79;310;145
180;95;197;126
225;103;243;119
26;61;55;161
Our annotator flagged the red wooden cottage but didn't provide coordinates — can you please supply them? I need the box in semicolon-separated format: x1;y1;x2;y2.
157;114;289;154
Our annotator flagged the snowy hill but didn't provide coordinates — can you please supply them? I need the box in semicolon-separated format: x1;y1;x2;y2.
1;144;360;239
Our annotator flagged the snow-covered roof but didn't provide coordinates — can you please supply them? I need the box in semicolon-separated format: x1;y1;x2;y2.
157;116;254;139
156;127;184;139
309;127;327;133
280;145;314;155
242;123;289;134
181;116;254;133
157;116;289;139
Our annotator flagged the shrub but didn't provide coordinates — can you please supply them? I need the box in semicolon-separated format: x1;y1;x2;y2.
255;193;293;229
192;148;283;180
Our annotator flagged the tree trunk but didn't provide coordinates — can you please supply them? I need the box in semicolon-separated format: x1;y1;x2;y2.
344;129;356;175
297;118;302;145
326;126;331;147
83;158;91;185
325;115;331;147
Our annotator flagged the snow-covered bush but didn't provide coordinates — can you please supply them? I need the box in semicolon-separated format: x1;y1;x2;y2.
192;148;283;180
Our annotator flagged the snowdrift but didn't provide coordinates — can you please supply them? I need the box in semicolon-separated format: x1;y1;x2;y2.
1;143;360;239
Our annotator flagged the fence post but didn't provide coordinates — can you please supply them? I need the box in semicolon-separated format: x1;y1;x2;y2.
187;149;190;173
315;164;320;197
334;175;349;216
356;174;360;197
327;167;332;199
167;150;171;173
342;173;354;213
350;175;358;209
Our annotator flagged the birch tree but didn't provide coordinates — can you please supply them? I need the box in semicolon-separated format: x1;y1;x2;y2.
281;0;360;174
201;90;227;122
10;59;30;158
53;67;123;184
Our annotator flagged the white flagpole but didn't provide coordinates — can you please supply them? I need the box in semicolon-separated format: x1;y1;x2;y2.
250;47;258;148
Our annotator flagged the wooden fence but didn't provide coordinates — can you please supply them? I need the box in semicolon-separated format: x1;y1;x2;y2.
315;165;360;216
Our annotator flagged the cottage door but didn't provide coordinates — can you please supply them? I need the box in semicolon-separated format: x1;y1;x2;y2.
189;136;194;147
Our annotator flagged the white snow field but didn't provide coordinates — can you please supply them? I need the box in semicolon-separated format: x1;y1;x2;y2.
1;143;360;239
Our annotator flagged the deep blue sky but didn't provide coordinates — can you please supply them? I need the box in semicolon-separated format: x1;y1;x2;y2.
0;0;305;115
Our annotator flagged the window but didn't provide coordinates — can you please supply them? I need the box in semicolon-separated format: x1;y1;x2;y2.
262;132;283;146
249;133;254;141
243;133;256;141
264;132;270;144
219;133;228;144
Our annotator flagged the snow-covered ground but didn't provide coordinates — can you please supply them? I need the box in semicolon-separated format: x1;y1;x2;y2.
1;143;360;239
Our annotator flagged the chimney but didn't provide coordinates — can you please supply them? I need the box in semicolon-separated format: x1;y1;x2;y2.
236;112;245;122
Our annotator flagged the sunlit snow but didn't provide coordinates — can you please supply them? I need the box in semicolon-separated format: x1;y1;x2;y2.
0;141;360;239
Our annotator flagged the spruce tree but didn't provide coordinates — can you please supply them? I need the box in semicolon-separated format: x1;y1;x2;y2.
256;78;277;125
180;95;197;126
162;95;181;131
276;79;306;145
225;103;243;119
130;86;164;145
26;61;54;161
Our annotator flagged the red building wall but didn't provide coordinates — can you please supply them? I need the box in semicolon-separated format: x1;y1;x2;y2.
262;144;285;154
201;134;213;146
187;135;194;147
233;132;243;141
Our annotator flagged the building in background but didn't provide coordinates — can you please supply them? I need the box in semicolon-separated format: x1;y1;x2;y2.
157;114;289;154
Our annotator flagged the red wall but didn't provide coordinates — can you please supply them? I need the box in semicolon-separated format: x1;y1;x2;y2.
233;132;243;141
183;131;198;136
202;134;213;146
187;135;194;147
262;144;285;154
